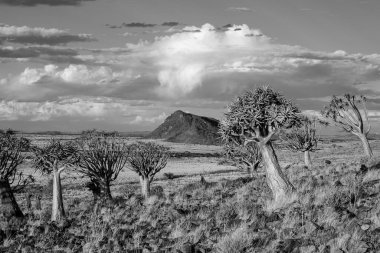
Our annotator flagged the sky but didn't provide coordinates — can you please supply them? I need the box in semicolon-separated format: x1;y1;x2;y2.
0;0;380;133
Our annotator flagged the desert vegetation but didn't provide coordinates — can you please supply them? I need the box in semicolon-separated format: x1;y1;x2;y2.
322;94;373;158
128;141;169;199
219;86;300;202
76;136;129;200
0;131;33;219
223;138;262;178
280;117;319;168
32;139;78;221
0;87;379;252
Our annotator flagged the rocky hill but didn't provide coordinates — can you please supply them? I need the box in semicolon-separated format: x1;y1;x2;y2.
147;110;221;145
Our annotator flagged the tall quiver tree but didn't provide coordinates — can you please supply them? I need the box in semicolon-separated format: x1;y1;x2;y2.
280;117;319;168
0;132;32;219
223;139;262;178
220;87;300;202
128;142;169;199
322;94;373;158
32;139;78;222
76;137;129;200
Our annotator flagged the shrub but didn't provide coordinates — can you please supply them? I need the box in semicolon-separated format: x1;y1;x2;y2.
214;226;255;253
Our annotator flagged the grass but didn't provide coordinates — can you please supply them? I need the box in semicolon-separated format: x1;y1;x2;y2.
1;136;380;252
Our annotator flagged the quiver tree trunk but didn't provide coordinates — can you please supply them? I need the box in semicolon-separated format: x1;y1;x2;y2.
140;176;151;199
357;133;373;158
259;142;295;203
86;180;101;202
304;150;312;168
0;179;23;219
101;181;113;200
51;163;65;222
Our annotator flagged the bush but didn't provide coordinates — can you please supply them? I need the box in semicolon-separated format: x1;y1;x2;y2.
163;172;175;180
214;226;255;253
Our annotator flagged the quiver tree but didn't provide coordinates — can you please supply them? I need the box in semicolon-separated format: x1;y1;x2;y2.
219;86;300;202
322;94;373;158
0;133;33;219
76;137;129;200
128;142;169;199
32;139;78;222
223;140;262;178
280;117;319;168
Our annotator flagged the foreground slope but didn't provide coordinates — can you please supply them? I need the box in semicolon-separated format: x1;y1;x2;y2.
147;110;221;145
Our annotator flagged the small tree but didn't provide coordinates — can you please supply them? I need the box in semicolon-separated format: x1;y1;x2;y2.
223;140;262;178
128;142;169;199
0;133;33;219
322;94;373;158
280;117;319;168
220;86;300;202
76;137;129;200
32;139;78;222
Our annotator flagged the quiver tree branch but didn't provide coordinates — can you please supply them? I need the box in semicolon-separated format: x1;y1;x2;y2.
128;142;169;199
76;137;129;200
219;86;301;202
32;139;78;222
280;116;319;167
322;94;373;158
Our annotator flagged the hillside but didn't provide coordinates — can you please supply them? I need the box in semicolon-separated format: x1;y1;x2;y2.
147;110;221;145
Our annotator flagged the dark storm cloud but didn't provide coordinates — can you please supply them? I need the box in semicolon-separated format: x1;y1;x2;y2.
105;24;122;29
122;22;156;28
106;22;180;29
161;22;179;27
0;0;95;6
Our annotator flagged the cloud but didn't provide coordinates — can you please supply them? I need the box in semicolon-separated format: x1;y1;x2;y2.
107;22;180;29
0;45;78;58
0;97;107;121
119;23;380;102
124;23;270;97
0;64;139;101
5;23;380;104
0;96;174;131
0;24;95;45
3;22;380;127
161;22;180;27
105;24;122;29
0;0;94;6
227;7;253;12
131;112;167;124
122;22;156;28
